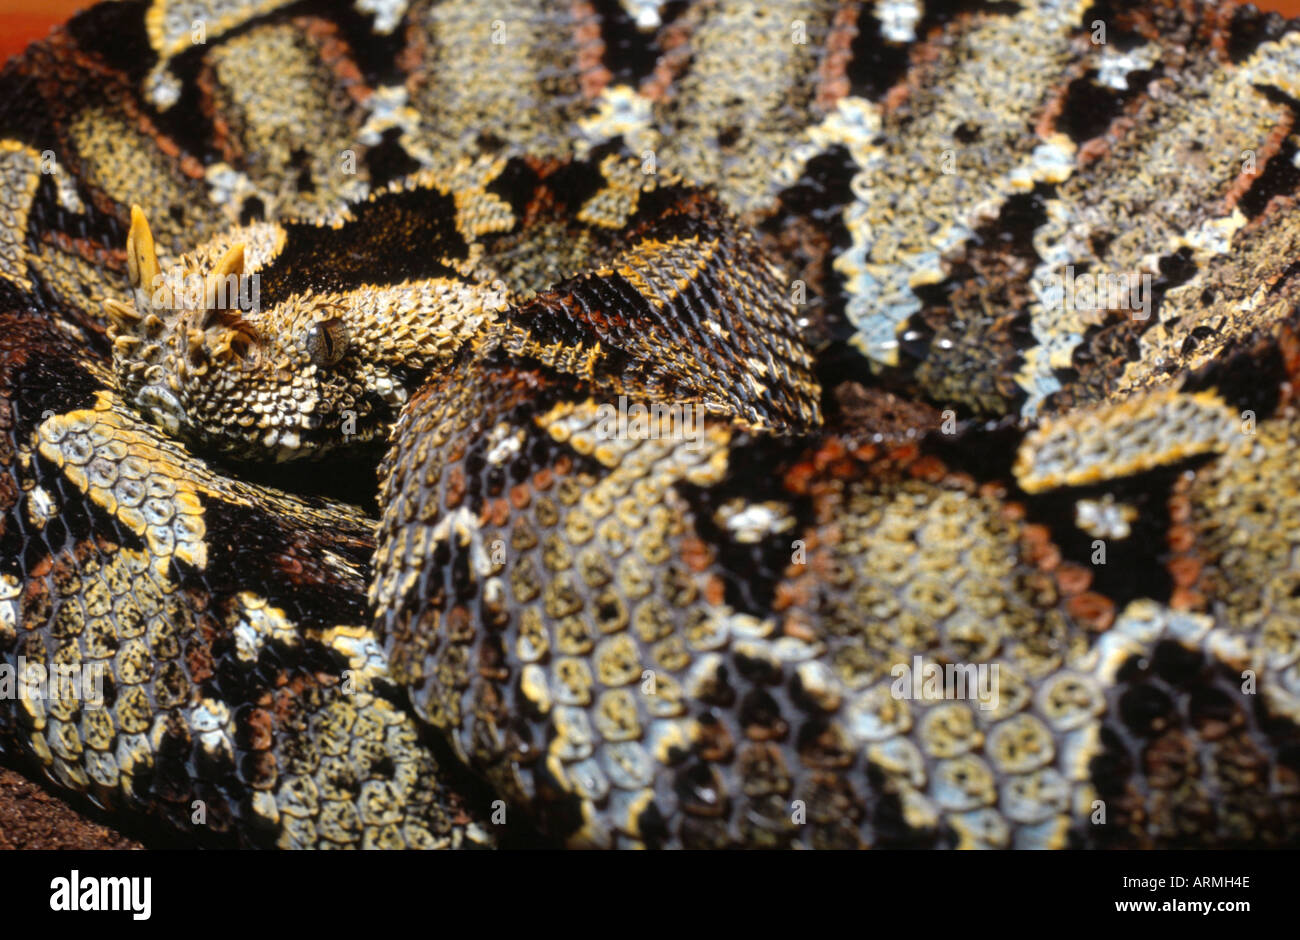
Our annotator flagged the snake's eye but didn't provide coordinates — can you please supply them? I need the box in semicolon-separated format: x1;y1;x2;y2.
305;317;349;368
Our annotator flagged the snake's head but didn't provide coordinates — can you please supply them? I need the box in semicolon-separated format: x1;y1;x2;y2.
105;206;495;460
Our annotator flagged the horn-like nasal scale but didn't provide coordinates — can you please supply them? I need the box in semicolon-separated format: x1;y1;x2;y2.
126;204;161;292
202;242;248;328
210;242;246;283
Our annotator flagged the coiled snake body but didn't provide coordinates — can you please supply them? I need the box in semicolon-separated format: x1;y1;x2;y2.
3;0;1300;848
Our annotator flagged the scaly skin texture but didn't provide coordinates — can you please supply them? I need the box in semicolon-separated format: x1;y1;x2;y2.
2;0;1300;848
104;159;820;459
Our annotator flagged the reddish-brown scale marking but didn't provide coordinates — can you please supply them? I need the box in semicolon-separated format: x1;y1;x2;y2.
571;0;611;100
814;0;861;113
1222;110;1294;210
299;15;373;107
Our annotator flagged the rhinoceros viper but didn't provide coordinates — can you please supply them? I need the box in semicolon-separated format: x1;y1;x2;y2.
2;0;1300;849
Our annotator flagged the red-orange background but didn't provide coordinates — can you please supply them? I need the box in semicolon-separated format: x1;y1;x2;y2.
3;0;1300;61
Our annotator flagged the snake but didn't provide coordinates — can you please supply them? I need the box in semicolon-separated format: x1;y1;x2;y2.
2;0;1300;849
